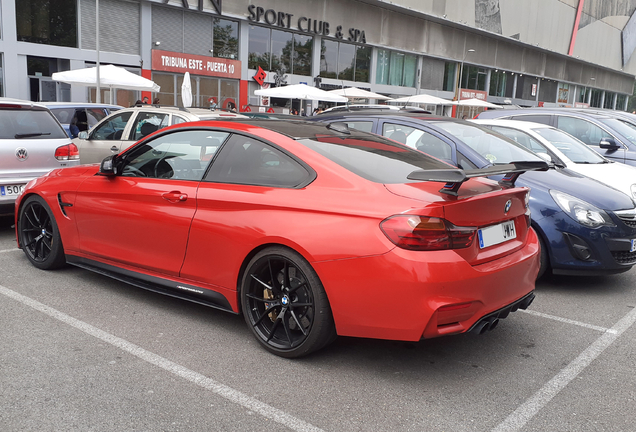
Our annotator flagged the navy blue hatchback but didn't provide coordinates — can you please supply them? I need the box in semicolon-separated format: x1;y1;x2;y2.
314;112;636;277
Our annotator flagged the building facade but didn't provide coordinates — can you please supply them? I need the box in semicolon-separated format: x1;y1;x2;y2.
0;0;634;113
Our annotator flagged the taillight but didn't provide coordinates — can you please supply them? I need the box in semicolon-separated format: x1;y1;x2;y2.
55;143;79;161
380;215;476;251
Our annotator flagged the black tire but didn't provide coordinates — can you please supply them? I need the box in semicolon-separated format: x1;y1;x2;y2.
241;247;336;358
18;195;66;270
537;234;550;279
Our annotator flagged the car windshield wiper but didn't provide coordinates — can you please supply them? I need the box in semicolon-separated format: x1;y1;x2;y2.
14;132;51;138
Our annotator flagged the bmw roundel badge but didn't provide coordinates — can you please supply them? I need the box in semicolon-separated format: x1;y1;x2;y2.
504;199;512;214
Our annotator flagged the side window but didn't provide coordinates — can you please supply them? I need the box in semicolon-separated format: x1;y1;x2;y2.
172;115;188;125
491;126;547;153
86;108;108;128
556;117;605;146
91;111;133;140
120;130;230;180
335;121;373;133
205;134;311;187
382;122;452;160
130;112;170;141
510;115;551;125
457;151;478;169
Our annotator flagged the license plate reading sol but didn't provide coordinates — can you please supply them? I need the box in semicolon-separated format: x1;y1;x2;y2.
478;220;516;249
1;184;25;196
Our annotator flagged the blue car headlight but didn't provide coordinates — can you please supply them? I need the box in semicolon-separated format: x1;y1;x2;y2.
549;190;615;228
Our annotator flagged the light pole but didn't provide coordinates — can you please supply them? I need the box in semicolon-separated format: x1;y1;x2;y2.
456;49;475;101
96;0;101;103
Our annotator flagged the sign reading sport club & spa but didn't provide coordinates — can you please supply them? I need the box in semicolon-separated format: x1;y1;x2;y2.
151;50;241;80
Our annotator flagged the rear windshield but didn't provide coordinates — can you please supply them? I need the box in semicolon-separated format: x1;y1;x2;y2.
0;107;68;140
298;134;453;183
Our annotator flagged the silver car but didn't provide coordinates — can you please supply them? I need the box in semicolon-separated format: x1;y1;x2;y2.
0;98;80;215
75;105;246;164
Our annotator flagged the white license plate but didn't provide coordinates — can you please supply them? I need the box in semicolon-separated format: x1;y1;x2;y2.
478;220;516;249
1;184;25;197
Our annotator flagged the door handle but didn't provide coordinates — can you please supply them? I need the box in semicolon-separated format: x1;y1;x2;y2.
162;191;188;203
110;146;119;152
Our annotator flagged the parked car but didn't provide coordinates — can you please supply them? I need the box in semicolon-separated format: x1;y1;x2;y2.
314;112;636;277
75;105;246;164
476;108;636;166
472;119;636;200
0;98;80;215
16;119;544;357
41;102;122;139
320;104;430;114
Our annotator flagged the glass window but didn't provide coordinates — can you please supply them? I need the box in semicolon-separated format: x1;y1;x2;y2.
376;49;390;85
320;39;338;78
388;52;404;86
86;108;108;128
130;112;170;141
298;135;451;184
433;121;542;165
121;130;230;181
577;86;590;103
338;43;356;81
461;65;487;91
271;29;292;73
91;111;133;141
403;55;417;88
590;89;603;108
153;73;176;106
212;18;238;60
335;121;374;133
489;70;508;97
556;116;607;147
616;94;627;110
199;76;220;108
0;107;67;139
355;46;371;83
603;92;615;109
206;134;310;187
0;54;4;97
490;126;547;154
16;0;77;47
382;122;452;160
248;25;271;70
515;75;538;100
538;80;558;103
293;34;313;76
510;114;551;125
533;127;606;163
598;118;636;146
443;62;456;92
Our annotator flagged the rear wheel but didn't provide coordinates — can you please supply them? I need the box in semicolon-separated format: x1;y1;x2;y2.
241;247;336;358
18;195;66;270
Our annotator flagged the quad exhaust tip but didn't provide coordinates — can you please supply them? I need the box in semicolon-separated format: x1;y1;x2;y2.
469;292;535;335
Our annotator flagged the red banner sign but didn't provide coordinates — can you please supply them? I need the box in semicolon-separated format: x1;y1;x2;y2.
151;49;241;79
459;89;487;100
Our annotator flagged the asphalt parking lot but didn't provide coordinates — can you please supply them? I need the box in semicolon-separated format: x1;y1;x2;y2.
1;214;635;432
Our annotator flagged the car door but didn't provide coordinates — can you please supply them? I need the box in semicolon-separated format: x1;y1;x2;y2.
555;115;626;163
77;110;135;164
73;129;230;276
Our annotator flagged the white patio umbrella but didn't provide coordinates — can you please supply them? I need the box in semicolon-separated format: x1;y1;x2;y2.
255;84;347;102
327;87;392;100
449;98;502;108
181;72;193;108
52;64;160;103
391;94;452;105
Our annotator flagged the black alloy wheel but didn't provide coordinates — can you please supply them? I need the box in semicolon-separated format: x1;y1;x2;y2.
18;195;66;270
241;247;336;358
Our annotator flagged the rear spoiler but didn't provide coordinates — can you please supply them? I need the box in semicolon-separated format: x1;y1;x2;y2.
407;161;549;196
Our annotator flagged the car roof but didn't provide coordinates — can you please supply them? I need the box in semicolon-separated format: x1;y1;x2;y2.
0;97;48;109
471;118;556;131
109;105;246;120
217;118;382;140
481;108;616;120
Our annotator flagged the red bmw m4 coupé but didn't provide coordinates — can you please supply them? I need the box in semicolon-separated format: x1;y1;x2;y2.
15;120;546;357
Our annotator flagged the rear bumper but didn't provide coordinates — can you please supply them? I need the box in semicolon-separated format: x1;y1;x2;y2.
313;228;539;341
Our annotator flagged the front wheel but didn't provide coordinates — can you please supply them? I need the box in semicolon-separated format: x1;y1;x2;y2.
18;195;66;270
241;247;336;358
537;234;550;279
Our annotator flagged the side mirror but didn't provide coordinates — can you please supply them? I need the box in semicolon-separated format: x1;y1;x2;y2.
599;137;620;150
78;131;89;140
99;155;118;176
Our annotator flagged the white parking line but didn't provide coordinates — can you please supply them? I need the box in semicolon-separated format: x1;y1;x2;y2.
520;309;617;334
0;284;325;432
0;247;20;254
492;306;636;432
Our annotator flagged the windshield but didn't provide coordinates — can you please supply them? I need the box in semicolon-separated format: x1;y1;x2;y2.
533;127;606;164
598;118;636;145
433;121;542;165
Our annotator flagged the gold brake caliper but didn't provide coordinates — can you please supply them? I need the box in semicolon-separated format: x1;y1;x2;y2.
264;288;279;321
